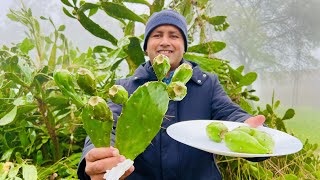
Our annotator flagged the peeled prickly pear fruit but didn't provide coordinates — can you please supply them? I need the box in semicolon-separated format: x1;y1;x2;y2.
206;122;228;142
166;81;187;101
76;68;96;95
232;125;256;135
252;130;274;153
82;96;113;147
171;63;193;84
152;54;170;81
115;82;169;160
109;85;128;105
225;130;270;154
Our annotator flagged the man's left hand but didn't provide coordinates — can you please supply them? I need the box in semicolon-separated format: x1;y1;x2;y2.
244;115;265;128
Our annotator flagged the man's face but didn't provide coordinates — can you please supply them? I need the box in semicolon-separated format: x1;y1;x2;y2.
146;25;185;70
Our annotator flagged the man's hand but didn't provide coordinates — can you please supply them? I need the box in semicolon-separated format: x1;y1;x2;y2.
244;115;266;128
85;147;135;180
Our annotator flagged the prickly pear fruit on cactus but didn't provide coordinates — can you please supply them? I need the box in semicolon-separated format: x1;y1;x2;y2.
76;68;96;95
171;63;193;84
53;69;84;107
225;127;274;154
206;122;228;142
166;81;187;101
152;54;170;81
115;82;169;160
109;85;128;105
82;96;113;147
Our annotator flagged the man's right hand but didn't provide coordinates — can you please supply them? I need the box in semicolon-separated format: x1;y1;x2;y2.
85;147;135;180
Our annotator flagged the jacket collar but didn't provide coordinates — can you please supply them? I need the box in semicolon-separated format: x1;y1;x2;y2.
132;59;208;86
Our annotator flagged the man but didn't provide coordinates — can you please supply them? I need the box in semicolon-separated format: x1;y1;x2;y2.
78;9;266;180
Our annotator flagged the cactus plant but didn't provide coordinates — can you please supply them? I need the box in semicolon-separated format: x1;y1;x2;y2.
166;81;187;101
115;81;170;159
152;54;170;81
82;96;114;147
76;68;96;95
171;63;193;84
53;69;84;107
109;85;128;105
77;54;192;160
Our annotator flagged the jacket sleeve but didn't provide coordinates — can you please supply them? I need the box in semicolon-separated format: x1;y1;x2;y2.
210;74;252;122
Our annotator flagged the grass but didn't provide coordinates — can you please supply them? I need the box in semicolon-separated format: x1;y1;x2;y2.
283;106;320;146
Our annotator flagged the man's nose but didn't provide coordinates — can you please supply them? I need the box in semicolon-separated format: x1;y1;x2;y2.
160;36;170;46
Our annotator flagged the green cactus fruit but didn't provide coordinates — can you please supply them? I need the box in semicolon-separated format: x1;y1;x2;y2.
166;81;187;101
171;63;193;84
53;69;84;107
206;122;228;142
252;130;275;153
82;96;113;147
109;85;128;105
152;54;170;81
87;96;113;121
232;126;256;135
115;81;169;160
76;68;96;95
225;130;270;154
53;69;75;93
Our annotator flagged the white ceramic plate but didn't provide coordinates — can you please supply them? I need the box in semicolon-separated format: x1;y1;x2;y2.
167;120;303;157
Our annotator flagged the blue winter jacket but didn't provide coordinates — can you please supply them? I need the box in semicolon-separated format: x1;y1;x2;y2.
78;59;256;180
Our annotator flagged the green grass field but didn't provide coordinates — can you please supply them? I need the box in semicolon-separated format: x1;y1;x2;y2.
283;106;320;146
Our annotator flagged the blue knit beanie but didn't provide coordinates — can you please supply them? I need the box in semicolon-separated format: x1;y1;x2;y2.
143;9;188;52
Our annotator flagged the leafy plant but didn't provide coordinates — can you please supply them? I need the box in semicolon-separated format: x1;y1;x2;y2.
0;3;117;178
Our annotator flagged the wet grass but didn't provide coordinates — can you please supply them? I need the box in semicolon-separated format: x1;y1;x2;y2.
284;106;320;147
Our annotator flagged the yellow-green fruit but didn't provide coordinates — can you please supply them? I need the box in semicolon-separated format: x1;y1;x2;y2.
225;130;271;154
232;126;256;135
109;85;128;105
166;81;187;101
206;122;228;142
76;68;96;95
252;130;275;153
87;96;113;121
171;63;193;84
152;54;170;81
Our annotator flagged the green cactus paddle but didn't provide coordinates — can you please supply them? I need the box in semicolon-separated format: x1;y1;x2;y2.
115;82;170;160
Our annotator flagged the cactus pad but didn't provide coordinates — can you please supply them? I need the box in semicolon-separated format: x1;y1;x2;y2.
115;81;169;160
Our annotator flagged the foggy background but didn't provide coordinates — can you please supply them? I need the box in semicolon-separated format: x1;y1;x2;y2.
1;1;319;141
